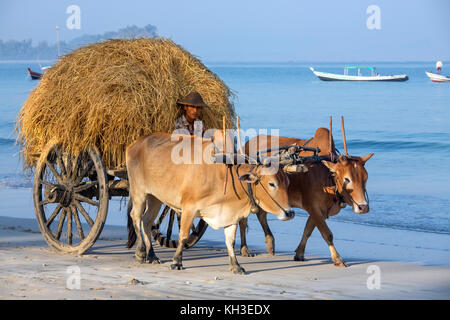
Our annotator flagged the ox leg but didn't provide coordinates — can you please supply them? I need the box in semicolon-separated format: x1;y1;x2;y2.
225;224;246;275
170;209;195;270
239;218;253;257
309;208;347;267
294;216;315;261
141;196;163;264
257;211;275;255
129;194;147;263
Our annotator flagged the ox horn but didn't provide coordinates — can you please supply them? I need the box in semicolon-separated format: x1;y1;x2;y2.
222;116;228;194
329;116;334;161
236;116;244;155
341;115;348;156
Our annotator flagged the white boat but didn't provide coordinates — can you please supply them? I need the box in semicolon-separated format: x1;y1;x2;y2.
425;71;450;82
310;66;408;82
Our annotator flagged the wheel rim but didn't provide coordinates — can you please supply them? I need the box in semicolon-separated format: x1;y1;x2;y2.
151;205;208;249
33;143;108;254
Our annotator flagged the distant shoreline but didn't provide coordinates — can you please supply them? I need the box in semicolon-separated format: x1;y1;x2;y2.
0;59;56;63
0;59;447;64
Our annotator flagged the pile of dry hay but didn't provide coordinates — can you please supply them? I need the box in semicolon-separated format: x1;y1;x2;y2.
16;38;236;169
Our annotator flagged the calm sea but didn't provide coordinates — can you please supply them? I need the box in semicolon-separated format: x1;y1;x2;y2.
0;60;449;235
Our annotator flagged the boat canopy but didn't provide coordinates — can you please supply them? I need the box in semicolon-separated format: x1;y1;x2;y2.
344;66;376;76
344;66;375;69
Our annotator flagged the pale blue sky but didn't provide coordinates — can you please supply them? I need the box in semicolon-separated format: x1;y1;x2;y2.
0;0;448;61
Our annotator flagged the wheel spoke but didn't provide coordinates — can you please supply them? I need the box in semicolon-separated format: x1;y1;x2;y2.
71;205;85;240
65;154;72;180
55;148;67;178
39;179;58;189
39;199;51;206
156;205;170;227
73;193;99;207
74;160;94;185
70;153;80;180
166;209;175;240
73;180;98;193
55;208;67;240
73;199;94;227
67;207;73;245
46;203;62;228
46;160;64;185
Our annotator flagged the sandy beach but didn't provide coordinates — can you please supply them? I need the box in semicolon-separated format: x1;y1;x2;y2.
0;215;449;300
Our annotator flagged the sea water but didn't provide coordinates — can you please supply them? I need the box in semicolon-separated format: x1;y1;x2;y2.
0;61;449;244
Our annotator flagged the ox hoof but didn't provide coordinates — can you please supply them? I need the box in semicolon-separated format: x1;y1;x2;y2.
231;266;247;275
240;247;254;257
266;246;275;256
170;263;184;270
294;255;305;262
148;256;161;265
333;259;348;267
265;238;275;255
135;254;147;264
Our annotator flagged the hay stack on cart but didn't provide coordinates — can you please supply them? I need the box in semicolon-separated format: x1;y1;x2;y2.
16;38;236;254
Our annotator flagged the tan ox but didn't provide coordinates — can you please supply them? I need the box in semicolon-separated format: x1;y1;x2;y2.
125;129;235;248
126;132;294;274
239;128;373;267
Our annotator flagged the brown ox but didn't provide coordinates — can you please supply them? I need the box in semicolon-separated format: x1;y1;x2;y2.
239;128;373;266
126;132;294;274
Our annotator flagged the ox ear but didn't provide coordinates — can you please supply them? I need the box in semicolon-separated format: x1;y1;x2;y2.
361;153;374;164
239;173;259;184
321;160;337;173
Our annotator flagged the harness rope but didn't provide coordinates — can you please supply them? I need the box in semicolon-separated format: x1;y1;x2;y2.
234;164;291;215
235;164;259;213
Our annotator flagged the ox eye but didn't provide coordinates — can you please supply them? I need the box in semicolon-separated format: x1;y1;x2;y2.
344;178;351;185
269;182;276;188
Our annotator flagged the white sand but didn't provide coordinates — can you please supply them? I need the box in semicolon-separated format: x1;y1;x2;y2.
0;215;449;300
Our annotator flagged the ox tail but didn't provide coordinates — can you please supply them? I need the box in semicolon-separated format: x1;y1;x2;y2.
126;199;137;248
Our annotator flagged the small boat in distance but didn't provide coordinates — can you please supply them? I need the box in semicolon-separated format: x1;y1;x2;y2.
27;67;42;80
425;71;450;82
310;66;409;82
26;26;60;81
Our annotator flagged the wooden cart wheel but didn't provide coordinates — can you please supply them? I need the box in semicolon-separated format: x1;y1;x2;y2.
33;143;109;255
151;205;208;249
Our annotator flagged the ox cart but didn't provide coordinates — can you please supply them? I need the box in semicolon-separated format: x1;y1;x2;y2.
18;38;237;256
32;138;322;255
32;142;208;255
